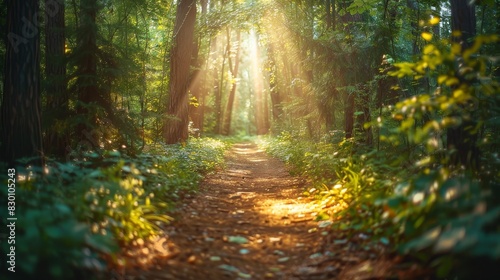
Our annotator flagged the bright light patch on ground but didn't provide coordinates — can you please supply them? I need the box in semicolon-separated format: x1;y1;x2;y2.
255;198;317;219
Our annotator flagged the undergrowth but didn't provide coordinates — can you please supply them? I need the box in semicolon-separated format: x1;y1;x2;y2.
262;32;500;279
0;137;227;279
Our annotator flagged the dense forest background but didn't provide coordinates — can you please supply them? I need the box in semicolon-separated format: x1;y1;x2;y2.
1;0;499;279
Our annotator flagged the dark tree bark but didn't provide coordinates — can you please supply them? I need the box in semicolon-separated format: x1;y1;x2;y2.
222;29;241;136
321;88;337;133
44;0;68;158
447;0;478;168
325;0;332;29
1;0;43;165
163;0;197;144
345;91;355;139
75;0;98;146
215;35;229;135
356;85;372;145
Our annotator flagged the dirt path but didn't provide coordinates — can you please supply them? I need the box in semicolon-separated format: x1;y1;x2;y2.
121;142;419;280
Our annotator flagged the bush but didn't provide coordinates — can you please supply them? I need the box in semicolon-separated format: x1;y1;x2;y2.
0;137;227;279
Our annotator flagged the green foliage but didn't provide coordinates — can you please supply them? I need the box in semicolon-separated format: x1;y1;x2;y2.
0;163;118;280
378;33;500;277
0;137;227;279
265;32;500;277
263;133;400;239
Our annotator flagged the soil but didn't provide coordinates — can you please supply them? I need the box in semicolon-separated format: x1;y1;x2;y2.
115;142;427;280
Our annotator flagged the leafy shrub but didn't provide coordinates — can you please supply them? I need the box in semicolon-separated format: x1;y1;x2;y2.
380;32;500;277
0;137;227;279
263;133;399;239
265;30;500;277
0;164;118;280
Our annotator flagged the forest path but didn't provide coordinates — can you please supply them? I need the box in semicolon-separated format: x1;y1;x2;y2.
123;142;410;280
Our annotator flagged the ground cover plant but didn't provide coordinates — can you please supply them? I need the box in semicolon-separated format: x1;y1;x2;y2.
0;138;227;279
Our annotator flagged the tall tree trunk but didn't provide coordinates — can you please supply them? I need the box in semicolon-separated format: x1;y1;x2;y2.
345;91;355;139
188;38;203;136
1;0;43;165
222;29;241;136
325;0;332;29
75;0;98;147
447;0;478;168
267;43;283;125
44;0;68;158
252;31;268;135
188;0;208;135
164;0;197;144
215;33;228;135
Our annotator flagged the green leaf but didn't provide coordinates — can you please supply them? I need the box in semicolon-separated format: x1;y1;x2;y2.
228;236;249;244
380;237;390;245
218;264;240;272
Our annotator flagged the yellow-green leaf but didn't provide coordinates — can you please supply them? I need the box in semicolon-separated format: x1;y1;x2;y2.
429;17;440;25
421;32;433;41
438;75;448;84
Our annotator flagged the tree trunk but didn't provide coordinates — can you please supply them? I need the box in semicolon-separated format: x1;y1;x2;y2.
188;0;208;135
345;91;355;139
325;0;332;29
222;29;241;136
75;0;98;147
44;0;68;158
214;34;228;135
447;0;478;168
164;0;197;144
252;31;268;135
267;43;283;125
1;0;43;165
188;38;203;136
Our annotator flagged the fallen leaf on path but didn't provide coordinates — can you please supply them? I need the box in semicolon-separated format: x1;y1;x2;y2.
269;237;281;242
264;272;274;278
273;250;285;255
187;255;197;264
228;236;249;244
318;221;332;228
239;249;250;255
309;253;323;259
270;267;281;272
218;264;240;272
237;272;252;279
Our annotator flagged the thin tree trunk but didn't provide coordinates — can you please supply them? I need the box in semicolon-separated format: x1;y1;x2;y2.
44;0;68;158
345;91;355;139
189;0;208;135
214;34;228;135
222;29;241;136
447;0;478;168
267;43;283;125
